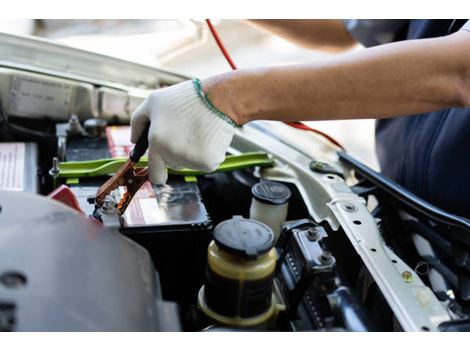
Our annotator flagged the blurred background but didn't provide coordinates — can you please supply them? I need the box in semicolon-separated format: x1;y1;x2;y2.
0;19;378;169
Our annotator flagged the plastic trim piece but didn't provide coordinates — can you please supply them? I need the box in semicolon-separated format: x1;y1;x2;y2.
56;152;274;179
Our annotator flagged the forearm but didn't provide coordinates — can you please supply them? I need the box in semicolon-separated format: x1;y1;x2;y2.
202;31;470;125
247;19;356;51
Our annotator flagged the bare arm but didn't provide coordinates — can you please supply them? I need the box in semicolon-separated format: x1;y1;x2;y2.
202;30;470;125
247;19;357;52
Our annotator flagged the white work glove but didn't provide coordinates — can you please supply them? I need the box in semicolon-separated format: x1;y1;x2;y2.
130;79;238;184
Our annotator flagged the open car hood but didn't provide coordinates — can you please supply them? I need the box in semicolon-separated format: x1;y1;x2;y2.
0;32;186;89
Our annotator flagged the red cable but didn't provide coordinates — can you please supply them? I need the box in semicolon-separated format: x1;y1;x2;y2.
206;19;237;70
205;19;345;151
284;121;346;150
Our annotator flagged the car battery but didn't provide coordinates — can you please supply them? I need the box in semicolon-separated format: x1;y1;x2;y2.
66;126;212;306
0;142;39;193
121;179;212;307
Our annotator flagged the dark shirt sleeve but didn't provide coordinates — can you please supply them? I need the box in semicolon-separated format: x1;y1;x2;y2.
461;20;470;31
343;19;409;47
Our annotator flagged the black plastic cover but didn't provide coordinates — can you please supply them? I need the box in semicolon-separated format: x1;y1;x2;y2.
251;181;291;205
213;216;274;260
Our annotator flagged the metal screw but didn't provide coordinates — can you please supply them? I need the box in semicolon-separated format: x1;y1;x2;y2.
306;228;320;241
49;157;60;178
319;251;334;265
342;203;358;212
402;271;413;283
311;161;326;171
314;161;325;169
67;114;83;135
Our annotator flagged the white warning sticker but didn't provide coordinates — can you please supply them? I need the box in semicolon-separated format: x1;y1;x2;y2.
9;75;72;118
0;143;25;191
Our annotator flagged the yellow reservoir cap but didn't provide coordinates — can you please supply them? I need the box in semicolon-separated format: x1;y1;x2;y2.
207;241;276;281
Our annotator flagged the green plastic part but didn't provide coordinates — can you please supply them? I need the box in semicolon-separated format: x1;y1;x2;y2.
57;152;274;179
184;176;198;183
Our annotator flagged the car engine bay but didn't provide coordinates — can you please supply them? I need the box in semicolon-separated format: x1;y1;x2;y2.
1;32;470;332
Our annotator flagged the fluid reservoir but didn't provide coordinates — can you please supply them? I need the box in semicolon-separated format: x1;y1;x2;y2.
249;181;291;242
198;216;276;327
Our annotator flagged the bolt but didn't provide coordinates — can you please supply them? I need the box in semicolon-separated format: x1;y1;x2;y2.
67;114;83;135
310;161;327;172
52;157;59;170
402;271;413;283
314;161;325;169
342;203;358;212
48;157;60;178
306;228;321;241
319;251;334;265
